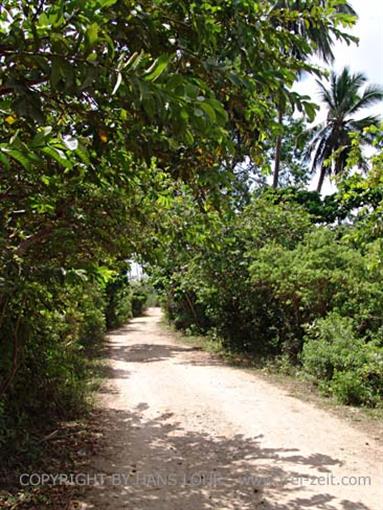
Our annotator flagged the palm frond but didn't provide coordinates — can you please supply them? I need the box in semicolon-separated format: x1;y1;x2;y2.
348;115;381;131
348;85;383;116
336;68;365;112
315;79;335;109
309;66;382;186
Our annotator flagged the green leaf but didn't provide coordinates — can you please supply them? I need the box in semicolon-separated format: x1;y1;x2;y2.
31;201;55;213
130;50;145;71
144;55;170;82
184;130;194;144
303;101;318;123
97;0;118;7
156;194;173;209
41;146;73;169
75;144;91;165
31;126;53;148
66;269;89;283
86;52;98;62
0;150;10;170
93;266;117;284
3;148;31;170
37;12;50;29
199;102;216;122
86;23;99;47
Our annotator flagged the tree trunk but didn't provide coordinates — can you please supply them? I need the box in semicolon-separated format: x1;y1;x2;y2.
184;292;199;326
272;102;284;189
272;134;282;188
316;166;326;193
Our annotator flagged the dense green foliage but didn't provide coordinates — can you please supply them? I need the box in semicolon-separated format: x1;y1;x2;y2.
155;160;383;406
1;0;381;477
105;273;134;329
302;313;382;406
0;274;149;451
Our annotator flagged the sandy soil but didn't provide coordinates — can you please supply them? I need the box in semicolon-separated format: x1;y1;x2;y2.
80;308;382;510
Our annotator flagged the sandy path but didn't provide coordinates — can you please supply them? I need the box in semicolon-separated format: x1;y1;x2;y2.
81;308;382;510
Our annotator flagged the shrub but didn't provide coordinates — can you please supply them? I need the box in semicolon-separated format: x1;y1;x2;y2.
301;313;383;406
330;371;372;406
248;227;383;359
0;279;108;454
104;275;132;329
131;281;149;317
159;199;314;355
79;287;107;347
158;195;383;407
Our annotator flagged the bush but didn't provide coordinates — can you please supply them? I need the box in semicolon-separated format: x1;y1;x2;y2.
248;227;383;359
104;274;132;329
158;194;383;407
0;266;151;457
158;198;313;355
79;287;107;347
131;281;149;317
0;279;108;453
330;371;372;406
301;313;383;406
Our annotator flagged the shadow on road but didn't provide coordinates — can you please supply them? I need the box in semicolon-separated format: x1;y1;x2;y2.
78;405;370;510
108;343;202;364
78;313;374;510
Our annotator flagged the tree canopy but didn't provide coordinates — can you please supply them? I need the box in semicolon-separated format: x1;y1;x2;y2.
3;4;383;499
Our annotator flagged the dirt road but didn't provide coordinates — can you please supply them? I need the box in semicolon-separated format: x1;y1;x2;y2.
82;308;382;509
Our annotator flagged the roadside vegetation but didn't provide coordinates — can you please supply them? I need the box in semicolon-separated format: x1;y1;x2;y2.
0;0;382;505
155;157;383;408
0;274;150;468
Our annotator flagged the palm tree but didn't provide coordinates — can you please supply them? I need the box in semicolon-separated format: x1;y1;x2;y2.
272;0;357;65
307;67;383;193
272;0;357;188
